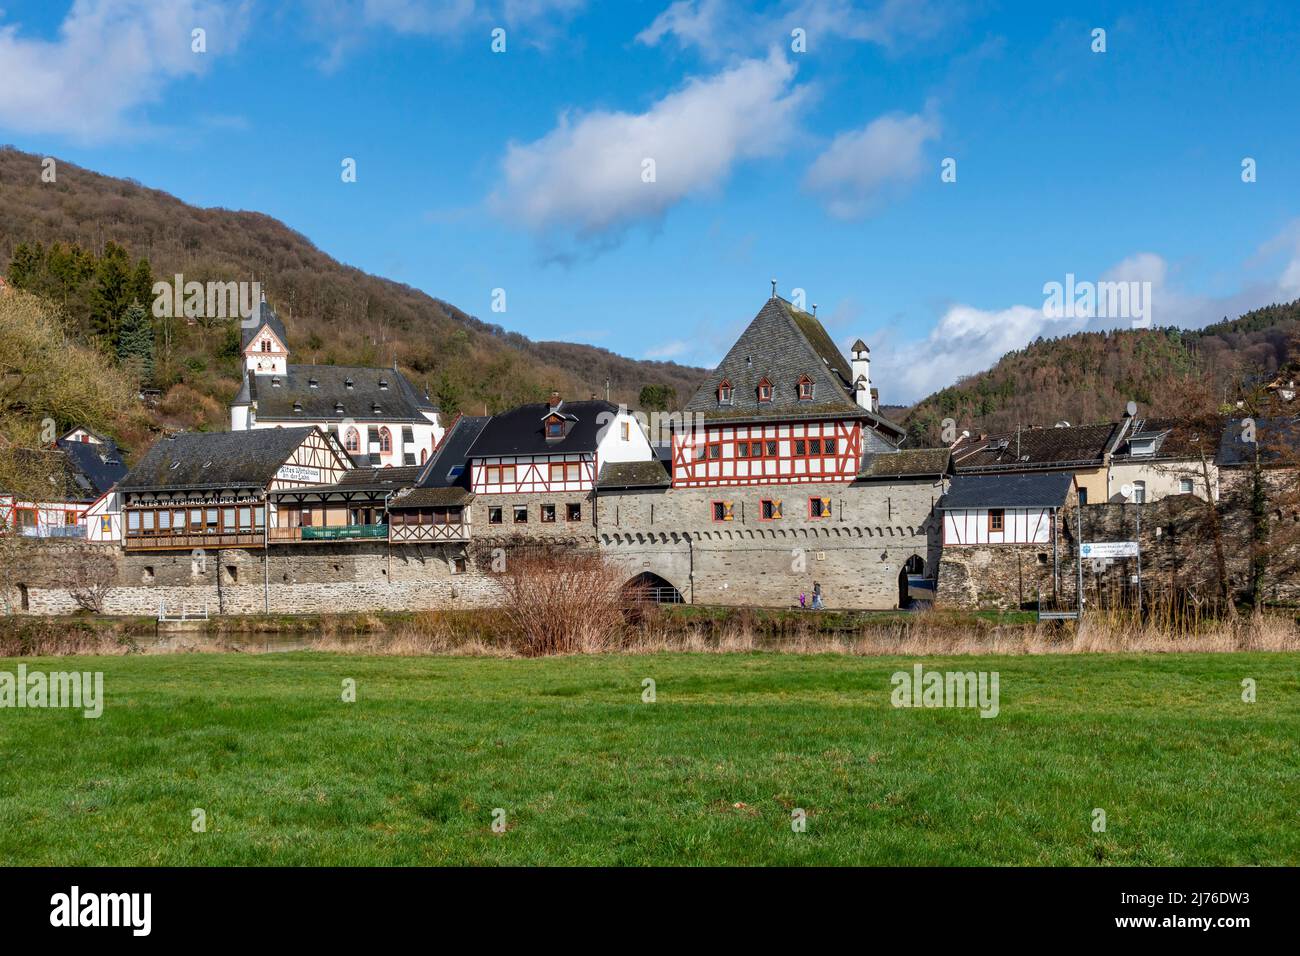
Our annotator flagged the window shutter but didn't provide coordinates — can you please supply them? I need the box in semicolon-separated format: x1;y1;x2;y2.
723;501;734;521
772;499;782;518
821;497;831;516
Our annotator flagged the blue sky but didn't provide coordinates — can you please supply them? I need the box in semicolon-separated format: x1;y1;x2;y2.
2;0;1299;403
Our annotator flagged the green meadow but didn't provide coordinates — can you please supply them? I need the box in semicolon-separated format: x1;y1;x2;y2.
0;652;1295;866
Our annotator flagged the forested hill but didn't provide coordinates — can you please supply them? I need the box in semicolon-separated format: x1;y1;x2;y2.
902;301;1300;444
0;146;705;434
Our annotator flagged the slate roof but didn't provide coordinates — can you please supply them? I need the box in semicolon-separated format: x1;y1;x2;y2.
938;472;1075;509
467;400;618;458
239;364;438;422
240;300;288;351
1111;417;1221;462
1217;417;1300;467
951;422;1122;471
56;437;128;496
856;448;950;481
388;415;489;510
683;297;905;441
118;427;320;492
597;459;672;489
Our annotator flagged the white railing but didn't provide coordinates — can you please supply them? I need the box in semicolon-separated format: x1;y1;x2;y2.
158;601;209;622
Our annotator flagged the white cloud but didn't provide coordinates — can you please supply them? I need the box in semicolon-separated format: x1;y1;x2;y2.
873;235;1300;405
643;339;692;360
803;110;938;218
0;0;249;142
637;0;949;60
488;50;809;245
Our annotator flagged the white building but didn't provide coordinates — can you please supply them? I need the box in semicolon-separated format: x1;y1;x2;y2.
230;301;444;466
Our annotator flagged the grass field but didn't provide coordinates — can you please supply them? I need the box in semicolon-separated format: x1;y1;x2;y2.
1;651;1296;865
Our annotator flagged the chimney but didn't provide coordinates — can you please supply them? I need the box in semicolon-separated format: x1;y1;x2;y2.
548;389;562;409
851;339;873;411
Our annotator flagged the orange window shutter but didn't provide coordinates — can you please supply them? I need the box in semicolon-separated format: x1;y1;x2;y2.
822;497;831;515
724;502;734;521
773;500;782;518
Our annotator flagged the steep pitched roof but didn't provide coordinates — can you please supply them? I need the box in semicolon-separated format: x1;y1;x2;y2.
118;427;320;492
388;415;489;509
56;437;128;496
467;400;618;457
683;297;905;440
939;472;1075;509
247;365;438;422
951;422;1122;472
240;300;289;351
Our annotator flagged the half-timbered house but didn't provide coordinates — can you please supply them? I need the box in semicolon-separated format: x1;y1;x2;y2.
387;414;488;547
1;430;127;539
114;427;352;551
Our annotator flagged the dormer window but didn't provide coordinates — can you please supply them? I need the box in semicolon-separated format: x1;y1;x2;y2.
345;378;354;390
334;402;344;415
757;378;773;404
545;416;564;439
717;380;733;405
379;379;389;391
271;376;280;388
372;402;382;414
798;376;814;401
292;401;303;413
308;378;319;389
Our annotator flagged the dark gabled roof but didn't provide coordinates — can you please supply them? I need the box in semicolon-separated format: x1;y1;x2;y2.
939;472;1074;510
240;300;289;351
1218;416;1300;467
856;448;950;481
951;422;1121;471
467;400;617;458
683;297;905;440
246;365;438;422
1112;417;1221;461
597;459;671;490
118;427;320;492
414;415;490;488
56;437;128;496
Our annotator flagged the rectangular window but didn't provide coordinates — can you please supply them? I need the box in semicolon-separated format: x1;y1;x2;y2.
142;510;155;531
1179;478;1193;494
127;511;141;531
760;499;782;520
190;508;202;529
254;507;265;528
566;463;581;481
988;509;1005;533
566;503;582;522
452;556;467;574
809;438;822;455
824;438;837;455
707;442;721;460
513;505;528;524
159;510;171;530
794;439;806;456
501;465;516;484
238;507;252;530
809;497;831;518
550;462;566;482
765;440;777;457
300;509;313;527
737;441;749;457
1078;487;1088;505
541;504;556;523
711;501;733;522
620;421;630;441
488;506;503;525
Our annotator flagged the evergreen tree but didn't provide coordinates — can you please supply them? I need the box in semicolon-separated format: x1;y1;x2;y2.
116;300;154;383
88;241;133;341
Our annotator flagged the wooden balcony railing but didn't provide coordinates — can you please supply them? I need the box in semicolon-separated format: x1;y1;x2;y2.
124;531;265;551
388;522;469;543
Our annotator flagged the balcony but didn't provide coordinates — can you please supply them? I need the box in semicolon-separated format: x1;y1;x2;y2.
18;525;87;539
268;524;388;544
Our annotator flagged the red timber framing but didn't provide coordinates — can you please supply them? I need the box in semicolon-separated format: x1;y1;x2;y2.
472;454;597;494
670;419;863;488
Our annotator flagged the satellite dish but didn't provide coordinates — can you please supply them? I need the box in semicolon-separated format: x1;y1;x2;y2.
1121;483;1134;500
1126;401;1138;417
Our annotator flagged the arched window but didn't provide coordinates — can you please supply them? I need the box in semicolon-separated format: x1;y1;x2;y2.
344;427;360;452
421;448;427;464
379;427;393;453
261;339;271;352
717;380;733;404
1132;480;1146;504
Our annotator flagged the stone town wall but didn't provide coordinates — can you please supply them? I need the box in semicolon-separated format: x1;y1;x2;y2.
596;479;943;610
4;541;503;616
